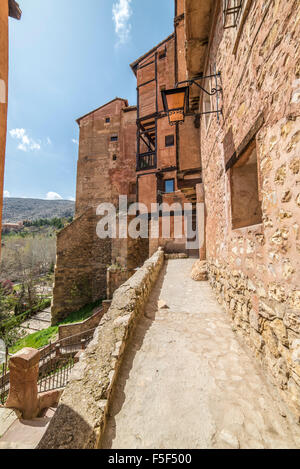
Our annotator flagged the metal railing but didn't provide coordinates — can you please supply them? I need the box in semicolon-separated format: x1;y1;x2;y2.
0;353;9;405
223;0;244;29
136;152;157;171
0;327;97;401
38;356;75;394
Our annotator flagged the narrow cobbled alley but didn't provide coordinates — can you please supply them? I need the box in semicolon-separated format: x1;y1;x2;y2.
102;259;300;449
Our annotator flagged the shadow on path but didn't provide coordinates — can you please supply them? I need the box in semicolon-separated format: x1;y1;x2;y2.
100;263;168;449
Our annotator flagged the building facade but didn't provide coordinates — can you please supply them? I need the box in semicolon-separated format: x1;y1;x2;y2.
51;99;148;323
0;0;21;252
182;0;300;415
131;1;202;255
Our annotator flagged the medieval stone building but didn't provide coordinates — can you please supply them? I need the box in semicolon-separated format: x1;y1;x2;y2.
180;0;300;415
0;0;21;253
51;99;147;322
130;25;201;256
34;0;300;449
52;4;203;320
50;0;300;417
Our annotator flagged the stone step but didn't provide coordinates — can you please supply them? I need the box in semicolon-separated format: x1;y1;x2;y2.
0;415;54;449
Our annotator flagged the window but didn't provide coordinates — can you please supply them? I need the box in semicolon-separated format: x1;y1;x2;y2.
105;117;110;123
165;135;175;147
164;179;175;194
112;155;117;161
159;50;166;60
110;135;118;142
230;140;262;229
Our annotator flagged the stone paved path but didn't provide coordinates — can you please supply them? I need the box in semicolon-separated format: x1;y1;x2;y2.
0;407;56;449
102;259;300;449
18;307;51;335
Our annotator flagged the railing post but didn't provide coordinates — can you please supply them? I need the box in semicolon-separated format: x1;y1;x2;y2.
55;343;61;358
5;348;40;420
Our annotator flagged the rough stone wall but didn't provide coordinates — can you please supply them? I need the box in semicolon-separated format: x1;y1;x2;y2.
111;217;149;270
58;302;111;340
52;100;138;322
38;249;165;449
0;1;9;255
197;0;300;415
76;99;137;216
106;267;135;300
51;208;111;324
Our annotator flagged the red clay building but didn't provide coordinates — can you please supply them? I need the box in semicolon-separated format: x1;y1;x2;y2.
130;0;202;255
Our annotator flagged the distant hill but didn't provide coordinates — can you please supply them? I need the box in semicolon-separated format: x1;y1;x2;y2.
2;198;75;223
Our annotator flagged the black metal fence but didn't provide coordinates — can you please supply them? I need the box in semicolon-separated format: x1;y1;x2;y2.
38;356;75;394
0;327;97;401
0;349;9;405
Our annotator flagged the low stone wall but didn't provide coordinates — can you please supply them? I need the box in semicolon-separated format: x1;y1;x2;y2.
38;249;165;449
58;301;111;340
51;208;111;325
207;261;300;418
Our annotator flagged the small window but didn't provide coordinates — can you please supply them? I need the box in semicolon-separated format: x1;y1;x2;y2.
159;50;166;60
230;140;262;229
110;135;118;142
105;117;110;123
113;155;117;161
164;179;175;194
165;135;174;147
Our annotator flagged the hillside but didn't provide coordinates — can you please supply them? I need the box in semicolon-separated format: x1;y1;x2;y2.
2;198;75;223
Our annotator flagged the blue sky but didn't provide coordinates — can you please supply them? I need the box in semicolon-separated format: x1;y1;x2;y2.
4;0;174;201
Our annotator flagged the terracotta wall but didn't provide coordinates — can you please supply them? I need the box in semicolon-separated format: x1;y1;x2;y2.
76;99;137;215
197;0;300;415
0;1;9;254
52;100;138;321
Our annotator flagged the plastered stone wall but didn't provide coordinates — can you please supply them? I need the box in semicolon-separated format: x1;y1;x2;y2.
196;0;300;415
38;249;165;449
51;208;111;324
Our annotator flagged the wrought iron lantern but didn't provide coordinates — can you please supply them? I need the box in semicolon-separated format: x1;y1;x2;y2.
161;86;190;126
161;71;223;126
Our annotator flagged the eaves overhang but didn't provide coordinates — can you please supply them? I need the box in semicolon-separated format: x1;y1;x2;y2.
185;0;214;78
9;0;22;20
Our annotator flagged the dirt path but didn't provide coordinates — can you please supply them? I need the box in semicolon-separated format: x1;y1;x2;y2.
102;259;300;449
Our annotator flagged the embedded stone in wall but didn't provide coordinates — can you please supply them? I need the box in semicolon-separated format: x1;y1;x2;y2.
191;260;208;281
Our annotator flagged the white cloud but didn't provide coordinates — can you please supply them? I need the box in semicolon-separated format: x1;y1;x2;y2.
112;0;132;45
68;196;75;201
72;139;79;146
46;137;52;145
9;128;41;152
3;190;10;198
46;192;63;201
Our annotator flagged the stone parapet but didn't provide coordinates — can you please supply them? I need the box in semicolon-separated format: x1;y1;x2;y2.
37;249;165;449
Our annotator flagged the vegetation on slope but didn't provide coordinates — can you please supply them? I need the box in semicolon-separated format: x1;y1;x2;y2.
9;300;102;354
